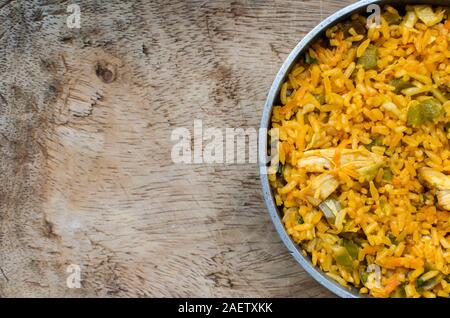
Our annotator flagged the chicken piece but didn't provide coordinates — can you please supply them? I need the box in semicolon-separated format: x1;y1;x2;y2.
298;148;385;180
301;173;340;206
418;167;450;211
298;148;384;210
318;197;341;224
437;190;450;211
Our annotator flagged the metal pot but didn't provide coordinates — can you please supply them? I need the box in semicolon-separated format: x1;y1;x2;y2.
259;0;442;298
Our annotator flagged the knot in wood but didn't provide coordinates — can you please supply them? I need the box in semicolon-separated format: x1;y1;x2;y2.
95;61;116;83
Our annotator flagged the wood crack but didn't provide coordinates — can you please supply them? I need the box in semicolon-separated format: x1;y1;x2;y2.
0;266;9;282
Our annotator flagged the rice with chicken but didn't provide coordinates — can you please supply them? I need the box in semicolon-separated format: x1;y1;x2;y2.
269;5;450;298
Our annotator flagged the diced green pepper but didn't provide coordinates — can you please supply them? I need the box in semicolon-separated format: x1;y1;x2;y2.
333;246;353;267
407;99;443;127
342;239;359;260
420;98;442;121
407;102;423;126
342;20;367;36
390;285;406;298
422;274;443;291
386;230;397;244
357;162;383;182
416;277;425;288
357;45;377;70
277;163;283;175
296;214;304;225
276;168;286;187
390;78;415;94
383;168;393;181
364;136;383;151
360;268;369;285
416;271;444;292
384;12;403;25
305;52;318;65
314;94;326;105
341;232;365;246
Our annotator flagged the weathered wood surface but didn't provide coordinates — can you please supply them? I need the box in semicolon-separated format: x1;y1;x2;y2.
0;0;355;297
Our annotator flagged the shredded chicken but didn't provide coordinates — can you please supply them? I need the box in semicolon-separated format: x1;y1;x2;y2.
298;148;385;206
298;148;385;175
301;173;340;206
418;167;450;211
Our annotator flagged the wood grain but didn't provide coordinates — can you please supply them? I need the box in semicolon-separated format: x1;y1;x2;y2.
0;0;355;297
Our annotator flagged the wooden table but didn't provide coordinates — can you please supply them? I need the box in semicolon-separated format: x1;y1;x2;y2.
0;0;355;297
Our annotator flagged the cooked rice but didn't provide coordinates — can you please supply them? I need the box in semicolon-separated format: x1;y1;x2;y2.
269;5;450;298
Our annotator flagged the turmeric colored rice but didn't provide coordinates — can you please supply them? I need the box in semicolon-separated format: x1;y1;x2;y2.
269;5;450;298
